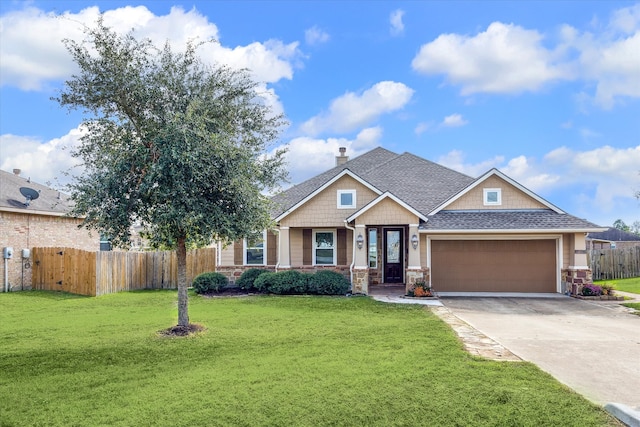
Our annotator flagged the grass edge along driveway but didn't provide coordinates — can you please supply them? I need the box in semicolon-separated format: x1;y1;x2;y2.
0;291;620;427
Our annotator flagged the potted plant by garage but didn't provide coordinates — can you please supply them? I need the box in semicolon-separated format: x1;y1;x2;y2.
407;281;433;297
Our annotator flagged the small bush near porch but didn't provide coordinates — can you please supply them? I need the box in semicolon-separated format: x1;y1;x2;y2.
0;292;617;426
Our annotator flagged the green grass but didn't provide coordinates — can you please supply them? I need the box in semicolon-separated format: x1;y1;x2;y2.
622;302;640;315
595;276;640;294
0;291;618;427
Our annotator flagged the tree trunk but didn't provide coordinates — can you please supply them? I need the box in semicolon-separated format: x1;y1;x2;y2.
176;236;189;326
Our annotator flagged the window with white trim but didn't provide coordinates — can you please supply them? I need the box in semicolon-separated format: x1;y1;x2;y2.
483;188;502;206
337;190;356;209
368;228;378;268
313;229;336;265
244;232;266;265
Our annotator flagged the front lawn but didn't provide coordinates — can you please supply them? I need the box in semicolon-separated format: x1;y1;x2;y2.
0;291;618;426
595;276;640;294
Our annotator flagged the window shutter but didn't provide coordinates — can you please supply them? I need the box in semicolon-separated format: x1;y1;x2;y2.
233;239;243;265
337;229;347;265
303;229;312;265
267;232;277;265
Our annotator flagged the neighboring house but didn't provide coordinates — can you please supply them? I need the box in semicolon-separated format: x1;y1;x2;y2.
218;147;605;294
0;169;97;291
587;228;640;250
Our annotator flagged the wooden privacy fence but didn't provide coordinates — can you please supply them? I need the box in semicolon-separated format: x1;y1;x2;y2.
32;247;217;296
589;246;640;280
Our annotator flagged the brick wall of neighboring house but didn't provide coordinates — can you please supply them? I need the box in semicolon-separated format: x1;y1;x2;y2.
0;211;97;291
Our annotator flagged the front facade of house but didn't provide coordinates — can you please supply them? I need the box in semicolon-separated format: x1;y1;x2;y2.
218;147;605;295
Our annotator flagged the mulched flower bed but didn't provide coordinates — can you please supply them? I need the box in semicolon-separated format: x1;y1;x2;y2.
158;323;207;337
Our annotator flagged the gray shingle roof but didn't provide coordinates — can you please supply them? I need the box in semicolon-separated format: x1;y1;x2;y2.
271;147;474;217
421;210;604;231
271;147;604;232
587;227;640;242
0;169;73;215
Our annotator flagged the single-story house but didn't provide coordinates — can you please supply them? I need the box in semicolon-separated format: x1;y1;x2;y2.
0;169;97;291
217;147;606;294
587;228;640;250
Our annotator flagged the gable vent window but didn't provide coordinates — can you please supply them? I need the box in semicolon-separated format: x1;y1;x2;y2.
337;190;356;209
483;188;502;206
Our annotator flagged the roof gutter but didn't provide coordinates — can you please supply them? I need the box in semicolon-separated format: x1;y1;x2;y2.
420;227;609;234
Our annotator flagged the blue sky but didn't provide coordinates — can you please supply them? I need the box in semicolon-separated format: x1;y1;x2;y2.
1;1;639;228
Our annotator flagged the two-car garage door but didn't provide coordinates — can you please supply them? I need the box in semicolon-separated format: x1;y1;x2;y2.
431;240;557;293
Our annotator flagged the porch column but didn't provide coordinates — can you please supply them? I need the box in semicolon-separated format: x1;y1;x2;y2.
278;227;291;268
407;224;421;268
563;233;592;295
406;224;427;294
352;224;369;294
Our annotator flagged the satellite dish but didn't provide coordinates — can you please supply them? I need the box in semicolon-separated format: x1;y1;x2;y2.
19;187;40;207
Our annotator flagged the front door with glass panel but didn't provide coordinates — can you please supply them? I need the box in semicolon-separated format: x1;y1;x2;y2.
384;228;403;283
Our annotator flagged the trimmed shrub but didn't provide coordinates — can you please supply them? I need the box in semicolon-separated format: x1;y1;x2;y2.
192;272;228;294
254;272;275;293
255;270;310;294
309;270;350;295
236;268;270;292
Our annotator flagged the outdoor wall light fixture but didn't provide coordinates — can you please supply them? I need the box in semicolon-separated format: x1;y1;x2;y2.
356;234;364;250
411;234;419;249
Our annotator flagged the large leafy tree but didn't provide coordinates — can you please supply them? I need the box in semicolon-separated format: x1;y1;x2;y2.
613;219;630;232
55;20;287;329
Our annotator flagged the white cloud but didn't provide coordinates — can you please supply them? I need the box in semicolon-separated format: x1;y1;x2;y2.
301;81;414;135
579;128;601;139
0;127;85;188
437;150;505;178
609;3;640;34
441;114;468;127
414;122;432;135
411;4;640;107
277;127;383;183
574;29;640;109
390;9;405;36
0;5;301;90
412;22;566;95
305;26;330;45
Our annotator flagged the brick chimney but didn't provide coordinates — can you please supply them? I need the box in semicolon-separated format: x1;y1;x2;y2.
335;147;349;166
13;168;21;175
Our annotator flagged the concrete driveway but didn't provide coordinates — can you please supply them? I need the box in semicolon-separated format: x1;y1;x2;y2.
440;296;640;408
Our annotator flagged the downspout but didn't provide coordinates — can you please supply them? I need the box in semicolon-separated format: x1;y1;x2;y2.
271;228;280;273
216;241;222;272
3;258;8;293
344;220;356;291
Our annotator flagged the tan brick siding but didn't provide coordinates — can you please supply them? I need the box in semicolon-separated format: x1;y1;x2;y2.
355;198;419;225
1;211;97;291
445;176;546;211
280;175;378;228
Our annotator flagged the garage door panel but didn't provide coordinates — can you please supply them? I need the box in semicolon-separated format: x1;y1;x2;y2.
431;240;556;292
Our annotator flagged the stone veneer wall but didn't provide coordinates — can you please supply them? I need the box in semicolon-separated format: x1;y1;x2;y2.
405;267;430;294
562;268;593;295
352;268;368;294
